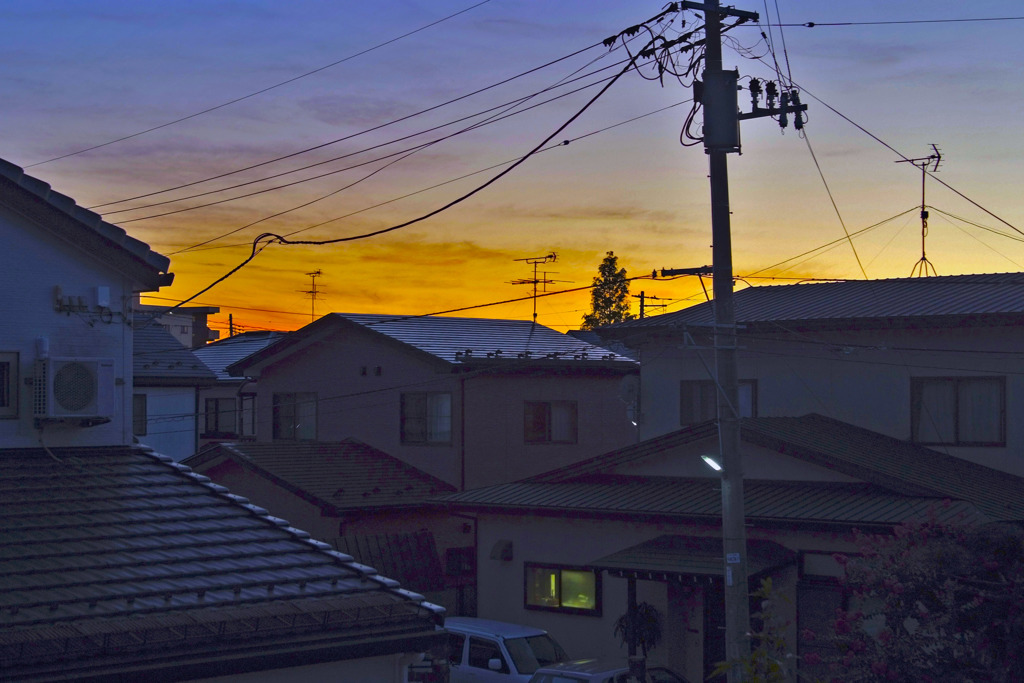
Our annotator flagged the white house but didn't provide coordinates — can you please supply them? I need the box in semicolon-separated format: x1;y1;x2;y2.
605;274;1024;476
0;158;447;682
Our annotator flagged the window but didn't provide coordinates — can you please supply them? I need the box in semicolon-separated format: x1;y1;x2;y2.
524;563;601;615
401;392;452;444
272;392;317;441
203;397;237;438
0;352;17;418
447;632;466;666
680;379;757;425
468;637;508;673
132;393;147;436
911;376;1005;446
524;401;578;444
239;392;256;438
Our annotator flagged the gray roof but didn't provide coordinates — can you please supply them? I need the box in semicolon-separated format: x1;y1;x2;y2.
442;414;1024;525
184;440;455;512
332;314;635;364
0;158;172;291
192;331;285;380
608;272;1024;331
0;446;444;680
230;313;636;376
133;320;217;384
440;477;985;527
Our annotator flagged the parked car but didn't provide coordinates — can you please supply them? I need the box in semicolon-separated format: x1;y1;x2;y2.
527;658;691;683
445;617;571;682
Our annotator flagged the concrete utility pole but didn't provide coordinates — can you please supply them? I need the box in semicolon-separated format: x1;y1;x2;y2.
699;4;751;678
682;1;804;680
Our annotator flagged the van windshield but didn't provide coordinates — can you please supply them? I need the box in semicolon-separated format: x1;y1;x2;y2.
504;634;569;674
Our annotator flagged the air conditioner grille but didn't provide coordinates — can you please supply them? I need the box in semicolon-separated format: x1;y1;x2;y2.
53;362;97;412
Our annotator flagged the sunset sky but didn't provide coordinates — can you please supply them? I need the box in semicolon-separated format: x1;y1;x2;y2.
5;1;1024;336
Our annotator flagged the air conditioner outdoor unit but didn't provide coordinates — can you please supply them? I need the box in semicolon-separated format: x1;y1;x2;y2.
33;357;115;424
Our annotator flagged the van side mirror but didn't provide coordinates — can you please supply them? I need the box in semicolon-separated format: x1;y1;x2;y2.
488;658;502;671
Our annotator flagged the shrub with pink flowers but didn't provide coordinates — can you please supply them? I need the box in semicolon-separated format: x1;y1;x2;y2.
825;519;1024;682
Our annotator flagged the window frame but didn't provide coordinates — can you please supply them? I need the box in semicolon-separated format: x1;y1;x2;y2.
239;392;257;438
680;378;757;426
911;376;1005;447
524;400;578;445
523;562;602;616
400;391;453;445
202;397;238;438
272;392;318;441
0;351;18;419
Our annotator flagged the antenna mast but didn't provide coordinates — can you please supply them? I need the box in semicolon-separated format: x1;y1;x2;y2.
299;269;324;322
898;144;942;277
509;253;563;322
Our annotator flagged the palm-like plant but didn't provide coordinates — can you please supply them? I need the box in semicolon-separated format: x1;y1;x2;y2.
613;601;663;657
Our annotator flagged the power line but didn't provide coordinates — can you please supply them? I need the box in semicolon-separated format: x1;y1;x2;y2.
171;99;687;255
86;38;612;211
109;59;636;224
772;16;1024;28
25;0;494;168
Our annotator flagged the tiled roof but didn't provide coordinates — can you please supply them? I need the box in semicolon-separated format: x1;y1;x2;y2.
0;158;172;290
133;320;217;384
192;331;285;381
442;414;1024;525
440;477;984;526
184;440;455;511
0;446;443;680
336;314;634;363
608;272;1024;330
229;314;636;376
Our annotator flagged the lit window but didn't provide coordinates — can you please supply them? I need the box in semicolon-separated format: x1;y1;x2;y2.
525;563;601;615
203;397;237;438
911;376;1004;446
524;401;577;444
273;392;317;441
680;379;756;425
401;392;452;444
0;352;18;418
132;393;147;436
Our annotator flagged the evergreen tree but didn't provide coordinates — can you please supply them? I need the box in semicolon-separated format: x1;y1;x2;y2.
581;251;635;329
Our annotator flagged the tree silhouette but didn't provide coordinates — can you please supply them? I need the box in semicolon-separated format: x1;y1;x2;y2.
581;251;635;329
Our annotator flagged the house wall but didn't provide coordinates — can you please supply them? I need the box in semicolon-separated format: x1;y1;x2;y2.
472;511;854;682
463;372;638;488
136;386;197;460
638;325;1024;476
251;330;463;485
249;327;638;488
0;204;137;448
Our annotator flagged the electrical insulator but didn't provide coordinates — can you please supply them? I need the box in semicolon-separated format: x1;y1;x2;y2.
792;91;803;130
749;78;762;109
765;81;777;110
779;90;789;129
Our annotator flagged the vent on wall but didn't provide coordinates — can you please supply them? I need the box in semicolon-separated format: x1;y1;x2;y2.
33;357;115;425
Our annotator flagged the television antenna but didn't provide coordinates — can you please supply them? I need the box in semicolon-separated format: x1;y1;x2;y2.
509;253;567;322
298;269;325;322
897;144;942;277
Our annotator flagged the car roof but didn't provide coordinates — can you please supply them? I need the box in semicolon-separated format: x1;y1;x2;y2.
534;659;628;674
444;616;549;638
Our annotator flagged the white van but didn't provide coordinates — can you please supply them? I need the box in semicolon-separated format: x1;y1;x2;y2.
445;617;570;682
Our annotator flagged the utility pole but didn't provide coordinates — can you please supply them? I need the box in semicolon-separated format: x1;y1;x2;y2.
684;2;804;679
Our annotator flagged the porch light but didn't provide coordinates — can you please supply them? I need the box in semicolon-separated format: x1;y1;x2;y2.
701;454;723;471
